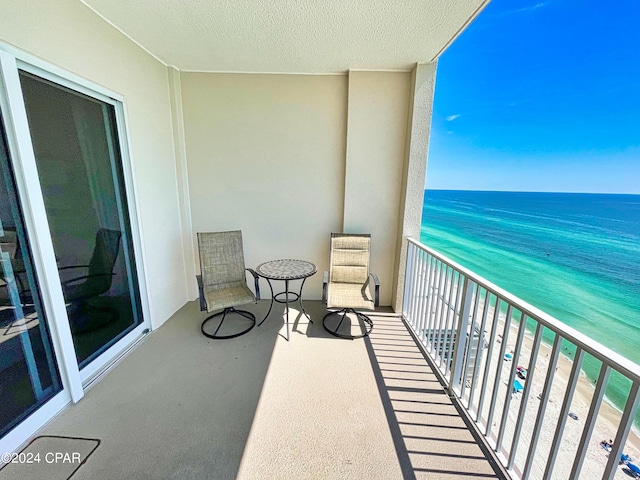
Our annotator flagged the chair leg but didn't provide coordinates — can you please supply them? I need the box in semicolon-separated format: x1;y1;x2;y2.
201;307;256;339
322;307;373;339
68;301;117;333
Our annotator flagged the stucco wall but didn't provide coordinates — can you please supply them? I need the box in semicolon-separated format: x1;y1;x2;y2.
393;63;437;311
344;71;411;306
0;0;422;314
181;73;347;299
0;0;188;328
182;71;413;306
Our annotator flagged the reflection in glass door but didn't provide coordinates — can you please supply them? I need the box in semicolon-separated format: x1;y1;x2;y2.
18;72;143;368
0;113;62;437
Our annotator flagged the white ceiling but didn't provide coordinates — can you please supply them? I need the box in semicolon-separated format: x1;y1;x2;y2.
82;0;489;74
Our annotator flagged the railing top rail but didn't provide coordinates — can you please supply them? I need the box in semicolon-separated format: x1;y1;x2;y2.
407;237;640;385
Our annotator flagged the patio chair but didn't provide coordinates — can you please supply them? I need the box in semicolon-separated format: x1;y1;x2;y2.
61;229;121;300
196;230;260;339
61;228;122;332
322;233;379;339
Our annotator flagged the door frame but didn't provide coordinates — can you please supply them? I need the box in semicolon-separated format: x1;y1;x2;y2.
0;44;152;455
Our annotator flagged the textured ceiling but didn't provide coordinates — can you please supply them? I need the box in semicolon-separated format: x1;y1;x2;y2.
82;0;489;73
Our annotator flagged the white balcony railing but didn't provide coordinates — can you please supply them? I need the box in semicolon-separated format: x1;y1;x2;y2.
402;238;640;480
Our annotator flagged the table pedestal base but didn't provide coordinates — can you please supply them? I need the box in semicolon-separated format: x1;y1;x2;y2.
258;278;312;341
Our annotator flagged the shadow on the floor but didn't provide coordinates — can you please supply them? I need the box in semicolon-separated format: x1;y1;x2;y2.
364;316;506;479
37;299;285;480
31;301;506;480
299;301;395;340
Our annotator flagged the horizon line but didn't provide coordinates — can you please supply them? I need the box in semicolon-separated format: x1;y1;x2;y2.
424;188;640;195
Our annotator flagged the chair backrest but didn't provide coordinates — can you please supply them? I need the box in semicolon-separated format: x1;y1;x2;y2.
198;230;246;288
0;228;17;259
329;233;371;285
87;228;122;294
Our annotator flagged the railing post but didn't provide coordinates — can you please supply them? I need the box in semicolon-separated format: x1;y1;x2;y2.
402;241;414;319
448;276;473;396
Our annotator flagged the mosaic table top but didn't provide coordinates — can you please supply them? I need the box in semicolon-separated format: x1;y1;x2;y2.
255;259;317;280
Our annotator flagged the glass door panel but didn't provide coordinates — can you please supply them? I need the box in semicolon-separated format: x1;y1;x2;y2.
0;112;62;437
18;72;143;368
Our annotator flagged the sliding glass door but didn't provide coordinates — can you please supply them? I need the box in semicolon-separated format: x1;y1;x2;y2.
0;113;62;437
18;72;144;369
0;47;148;454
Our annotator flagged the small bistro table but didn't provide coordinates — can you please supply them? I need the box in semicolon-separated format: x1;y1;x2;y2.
255;259;316;341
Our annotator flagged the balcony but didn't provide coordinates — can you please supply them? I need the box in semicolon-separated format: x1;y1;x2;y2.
2;298;504;479
3;239;639;480
1;3;637;479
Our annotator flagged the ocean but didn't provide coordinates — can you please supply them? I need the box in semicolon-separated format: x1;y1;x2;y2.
420;190;640;424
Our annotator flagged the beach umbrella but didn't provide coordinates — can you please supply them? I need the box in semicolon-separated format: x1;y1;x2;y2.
628;462;640;475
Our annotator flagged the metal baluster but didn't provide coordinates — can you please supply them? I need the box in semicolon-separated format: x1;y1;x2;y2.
486;303;513;440
429;261;446;358
460;283;480;402
445;272;464;377
468;289;491;417
522;333;562;480
416;252;431;344
439;268;457;372
424;257;442;350
603;382;640;480
497;312;527;453
509;321;543;470
434;266;451;366
569;362;611;479
425;260;440;350
449;277;474;396
477;296;501;426
542;346;585;480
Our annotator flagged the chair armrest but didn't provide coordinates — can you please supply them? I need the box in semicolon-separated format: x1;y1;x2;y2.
369;273;380;307
62;273;114;288
245;268;260;301
196;274;206;311
322;271;329;304
58;265;90;285
58;264;90;272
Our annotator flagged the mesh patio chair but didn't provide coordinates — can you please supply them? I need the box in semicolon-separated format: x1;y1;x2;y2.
196;230;260;339
61;228;122;332
11;228;122;332
322;233;379;339
60;228;122;305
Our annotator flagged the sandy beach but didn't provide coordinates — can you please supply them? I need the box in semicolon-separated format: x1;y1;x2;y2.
465;304;640;479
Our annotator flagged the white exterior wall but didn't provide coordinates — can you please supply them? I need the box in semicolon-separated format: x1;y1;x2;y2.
393;63;437;311
0;0;188;327
182;71;415;306
181;73;347;299
344;71;411;306
0;1;432;316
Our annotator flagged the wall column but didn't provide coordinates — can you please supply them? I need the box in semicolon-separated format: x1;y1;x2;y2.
168;67;197;299
392;62;437;312
343;70;411;306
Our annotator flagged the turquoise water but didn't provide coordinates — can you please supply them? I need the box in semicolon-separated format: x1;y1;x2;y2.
420;190;640;423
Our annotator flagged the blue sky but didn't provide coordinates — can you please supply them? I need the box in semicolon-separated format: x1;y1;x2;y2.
426;0;640;194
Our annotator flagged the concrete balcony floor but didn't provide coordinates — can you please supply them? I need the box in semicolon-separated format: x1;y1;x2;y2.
22;300;504;479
